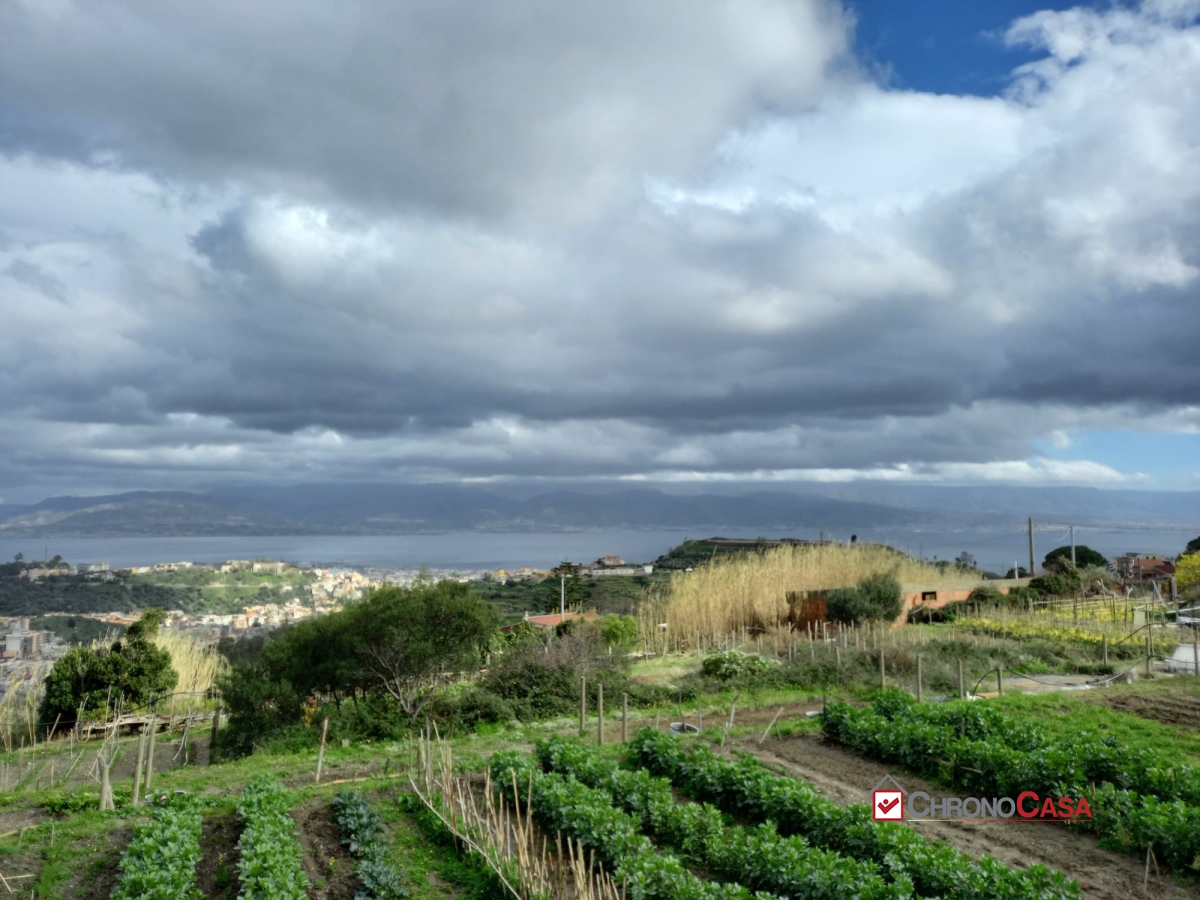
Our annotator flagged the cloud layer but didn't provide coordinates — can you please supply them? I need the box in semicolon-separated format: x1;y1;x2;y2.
1;0;1199;501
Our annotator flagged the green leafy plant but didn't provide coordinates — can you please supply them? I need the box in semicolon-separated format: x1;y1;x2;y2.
822;695;1200;875
110;794;204;900
235;776;310;900
331;790;406;900
628;728;1080;899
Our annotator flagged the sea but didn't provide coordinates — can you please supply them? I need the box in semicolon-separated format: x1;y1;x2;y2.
0;526;1195;575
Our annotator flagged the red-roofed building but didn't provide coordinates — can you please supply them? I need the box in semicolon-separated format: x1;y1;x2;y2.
499;611;601;633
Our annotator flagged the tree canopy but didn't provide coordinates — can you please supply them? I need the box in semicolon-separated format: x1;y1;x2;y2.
38;607;177;732
1043;545;1108;570
216;579;498;755
1185;535;1200;557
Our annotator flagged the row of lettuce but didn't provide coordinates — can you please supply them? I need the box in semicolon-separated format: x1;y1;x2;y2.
822;690;1200;873
108;779;404;899
490;730;1080;900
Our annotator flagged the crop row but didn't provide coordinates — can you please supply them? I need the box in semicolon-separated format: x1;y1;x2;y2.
235;776;310;900
536;736;908;899
628;728;1079;899
823;693;1200;874
866;689;1200;805
110;794;203;900
331;790;407;900
489;749;775;900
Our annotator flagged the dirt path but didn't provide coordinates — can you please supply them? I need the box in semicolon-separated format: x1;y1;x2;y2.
734;732;1195;900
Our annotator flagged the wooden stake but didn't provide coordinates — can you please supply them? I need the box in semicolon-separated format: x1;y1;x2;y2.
879;648;886;690
315;716;329;784
580;677;587;736
1101;635;1108;667
758;707;785;745
958;659;966;699
143;713;158;796
132;728;145;805
916;654;923;702
996;668;1003;697
622;693;628;743
597;683;604;746
209;702;222;765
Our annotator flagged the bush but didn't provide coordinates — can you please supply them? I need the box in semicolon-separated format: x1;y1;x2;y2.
967;584;1002;606
827;574;901;625
1028;570;1082;598
700;650;779;682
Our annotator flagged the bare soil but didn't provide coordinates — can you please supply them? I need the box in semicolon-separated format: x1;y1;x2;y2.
733;731;1195;900
1088;691;1200;732
291;795;360;899
195;812;241;900
66;824;130;900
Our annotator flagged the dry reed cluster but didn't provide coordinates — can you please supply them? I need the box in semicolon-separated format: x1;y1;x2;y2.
153;629;224;703
412;731;620;900
640;542;970;648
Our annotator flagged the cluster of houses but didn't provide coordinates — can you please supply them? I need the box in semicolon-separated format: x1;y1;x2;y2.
561;555;654;577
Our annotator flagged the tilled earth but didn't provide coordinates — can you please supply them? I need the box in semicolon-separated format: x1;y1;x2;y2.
1088;691;1200;732
733;732;1196;900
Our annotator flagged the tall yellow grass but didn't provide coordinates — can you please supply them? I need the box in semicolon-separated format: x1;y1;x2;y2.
640;542;971;647
153;630;225;713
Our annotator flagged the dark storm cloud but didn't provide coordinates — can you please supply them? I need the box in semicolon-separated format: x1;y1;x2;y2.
0;0;844;222
1;0;1199;500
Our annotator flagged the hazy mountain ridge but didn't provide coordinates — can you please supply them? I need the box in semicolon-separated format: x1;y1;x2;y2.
0;482;1193;538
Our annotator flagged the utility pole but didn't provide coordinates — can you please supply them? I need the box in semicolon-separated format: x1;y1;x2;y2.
1028;518;1036;577
1070;526;1076;566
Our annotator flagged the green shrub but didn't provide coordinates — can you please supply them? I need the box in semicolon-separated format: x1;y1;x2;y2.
827;574;901;625
700;650;779;682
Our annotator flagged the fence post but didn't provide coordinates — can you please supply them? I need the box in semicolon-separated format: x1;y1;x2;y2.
144;708;158;796
1193;637;1198;677
958;660;966;699
597;683;604;746
879;649;886;689
209;702;221;766
997;668;1003;697
580;676;587;736
916;654;923;703
315;716;329;784
132;727;146;805
1101;635;1108;668
622;693;629;743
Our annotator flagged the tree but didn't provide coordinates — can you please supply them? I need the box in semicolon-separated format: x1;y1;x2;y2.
1005;566;1030;579
1185;535;1200;556
1178;553;1200;593
954;552;977;571
346;581;497;717
38;608;177;732
1043;545;1107;570
600;614;639;652
541;564;586;614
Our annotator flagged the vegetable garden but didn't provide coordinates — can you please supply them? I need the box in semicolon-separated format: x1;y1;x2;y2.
485;730;1081;900
823;690;1200;874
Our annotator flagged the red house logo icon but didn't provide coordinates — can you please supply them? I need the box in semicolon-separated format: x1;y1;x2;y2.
871;774;905;821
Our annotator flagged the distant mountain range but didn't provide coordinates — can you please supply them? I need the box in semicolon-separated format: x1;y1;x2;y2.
0;482;1195;538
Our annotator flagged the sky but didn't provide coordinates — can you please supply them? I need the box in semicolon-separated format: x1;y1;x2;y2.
2;0;1199;504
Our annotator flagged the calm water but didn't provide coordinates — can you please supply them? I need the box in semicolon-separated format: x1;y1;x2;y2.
0;526;1194;573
